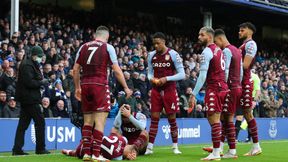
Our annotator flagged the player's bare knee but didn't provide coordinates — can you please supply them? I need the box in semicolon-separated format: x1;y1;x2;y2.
227;114;234;122
151;113;160;120
207;116;216;125
167;113;176;120
243;110;253;121
207;113;221;124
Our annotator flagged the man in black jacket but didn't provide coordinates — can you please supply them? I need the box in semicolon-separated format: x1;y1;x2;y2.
12;46;50;155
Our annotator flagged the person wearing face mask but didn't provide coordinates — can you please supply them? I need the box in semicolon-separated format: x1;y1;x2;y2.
12;46;50;155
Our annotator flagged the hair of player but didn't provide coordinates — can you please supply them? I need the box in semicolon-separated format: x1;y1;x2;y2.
96;25;109;37
214;29;226;37
200;26;215;36
152;32;166;41
239;22;256;34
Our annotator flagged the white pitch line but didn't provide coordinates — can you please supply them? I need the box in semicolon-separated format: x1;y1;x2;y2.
0;140;287;158
0;152;62;158
154;140;288;150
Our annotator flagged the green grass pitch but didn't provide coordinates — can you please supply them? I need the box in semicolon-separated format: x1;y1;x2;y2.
0;140;287;162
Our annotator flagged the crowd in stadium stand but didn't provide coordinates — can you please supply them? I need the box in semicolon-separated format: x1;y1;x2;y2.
0;3;287;119
258;0;288;7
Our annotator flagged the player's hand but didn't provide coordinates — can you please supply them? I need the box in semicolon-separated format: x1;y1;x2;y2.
124;87;133;99
75;88;81;101
126;146;137;160
150;78;161;86
121;104;131;118
158;77;167;86
127;151;137;160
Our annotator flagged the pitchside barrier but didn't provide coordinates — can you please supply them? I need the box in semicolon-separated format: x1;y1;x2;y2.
0;118;286;152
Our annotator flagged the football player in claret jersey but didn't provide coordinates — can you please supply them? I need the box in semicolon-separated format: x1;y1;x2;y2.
213;29;242;158
191;27;229;161
73;25;132;162
238;22;262;156
145;32;185;155
62;104;147;160
62;133;137;160
232;69;261;143
111;104;148;159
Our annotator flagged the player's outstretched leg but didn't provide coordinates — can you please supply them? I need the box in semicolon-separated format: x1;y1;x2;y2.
202;146;213;153
62;149;74;156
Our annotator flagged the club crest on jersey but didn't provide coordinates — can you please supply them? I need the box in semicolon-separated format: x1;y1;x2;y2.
165;55;170;61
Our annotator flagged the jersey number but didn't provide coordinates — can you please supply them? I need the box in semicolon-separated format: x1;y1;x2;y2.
220;52;225;70
101;136;118;155
87;47;98;64
171;103;175;110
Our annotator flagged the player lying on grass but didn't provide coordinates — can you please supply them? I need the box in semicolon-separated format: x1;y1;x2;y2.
62;133;137;160
62;104;148;160
111;104;149;157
